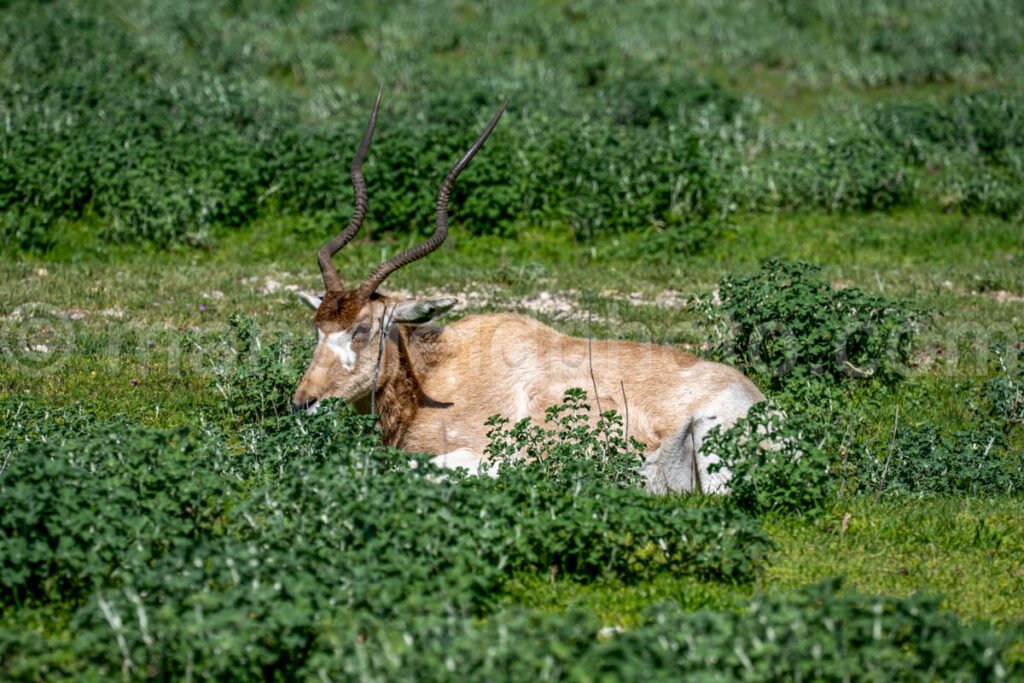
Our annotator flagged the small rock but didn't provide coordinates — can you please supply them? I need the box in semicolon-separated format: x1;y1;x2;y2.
259;278;300;295
987;290;1024;304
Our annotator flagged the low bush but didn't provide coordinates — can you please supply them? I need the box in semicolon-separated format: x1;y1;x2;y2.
0;415;237;607
704;401;835;515
211;314;305;426
594;68;746;129
576;578;1016;682
984;345;1024;429
546;119;722;238
858;423;1024;497
485;387;646;488
871;92;1024;163
0;396;771;678
741;126;913;213
695;259;922;389
4;579;1014;681
941;149;1024;220
4;1;1024;251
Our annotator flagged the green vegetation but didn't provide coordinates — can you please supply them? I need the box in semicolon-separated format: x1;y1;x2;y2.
2;0;1024;679
705;401;837;515
4;0;1024;251
694;258;922;387
1;401;775;678
485;387;647;488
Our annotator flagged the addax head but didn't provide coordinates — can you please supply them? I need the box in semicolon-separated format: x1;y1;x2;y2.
291;88;507;413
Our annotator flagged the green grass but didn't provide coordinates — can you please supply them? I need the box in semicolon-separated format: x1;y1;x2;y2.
3;209;1022;636
766;497;1024;626
3;1;1024;676
3;206;1021;422
502;497;1024;628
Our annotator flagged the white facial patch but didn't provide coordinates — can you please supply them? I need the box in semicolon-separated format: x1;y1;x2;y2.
323;330;357;371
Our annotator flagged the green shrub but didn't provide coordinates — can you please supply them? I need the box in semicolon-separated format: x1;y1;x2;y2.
743;127;912;213
858;424;1024;497
485;387;645;488
704;401;835;515
0;397;771;678
0;208;58;253
623;218;730;263
870;101;962;164
6;579;1014;681
941;149;1024;220
554;120;721;238
348;115;527;238
211;314;304;425
984;345;1024;428
871;93;1024;161
695;259;922;389
954;92;1024;156
0;413;237;607
4;0;1024;251
575;578;1016;682
594;70;746;128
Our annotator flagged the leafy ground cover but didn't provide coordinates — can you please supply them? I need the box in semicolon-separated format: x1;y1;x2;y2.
2;211;1021;679
2;0;1024;679
3;0;1024;251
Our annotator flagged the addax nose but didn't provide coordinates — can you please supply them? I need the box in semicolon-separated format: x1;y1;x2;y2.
291;397;319;414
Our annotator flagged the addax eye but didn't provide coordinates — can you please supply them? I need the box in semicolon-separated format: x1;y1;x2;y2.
352;324;371;339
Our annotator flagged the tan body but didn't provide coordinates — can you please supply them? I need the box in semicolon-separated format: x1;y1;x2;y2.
295;295;764;493
290;93;765;493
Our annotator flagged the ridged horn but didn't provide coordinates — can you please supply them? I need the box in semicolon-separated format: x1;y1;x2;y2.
317;86;383;292
358;99;508;296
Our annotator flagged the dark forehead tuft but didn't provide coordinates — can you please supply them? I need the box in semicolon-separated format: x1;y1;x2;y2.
314;290;366;326
314;290;387;327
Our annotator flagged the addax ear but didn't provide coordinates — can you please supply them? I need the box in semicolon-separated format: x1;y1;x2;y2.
390;297;458;325
296;291;323;310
